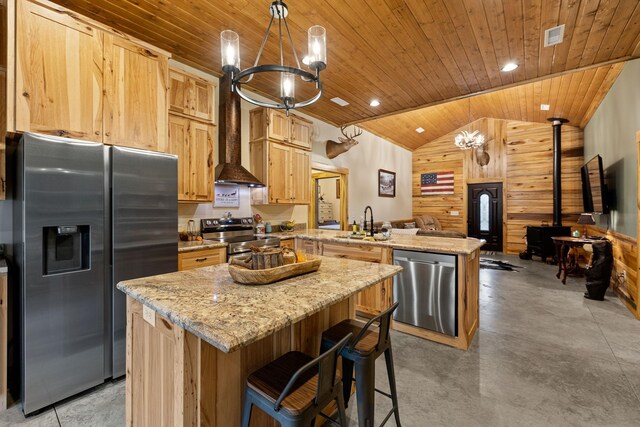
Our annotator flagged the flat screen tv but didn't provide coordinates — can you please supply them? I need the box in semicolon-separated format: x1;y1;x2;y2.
581;155;608;214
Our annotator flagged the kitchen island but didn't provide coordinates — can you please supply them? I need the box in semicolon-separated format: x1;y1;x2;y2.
118;257;401;426
288;229;484;350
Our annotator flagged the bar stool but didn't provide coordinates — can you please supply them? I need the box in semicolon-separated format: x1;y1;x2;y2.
241;333;352;427
320;302;401;427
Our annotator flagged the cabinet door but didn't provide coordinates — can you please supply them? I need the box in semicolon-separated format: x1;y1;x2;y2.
267;109;289;142
191;79;214;122
290;115;312;150
14;1;103;140
168;69;189;115
104;35;168;152
291;149;310;204
268;143;292;204
189;121;213;202
168;115;191;201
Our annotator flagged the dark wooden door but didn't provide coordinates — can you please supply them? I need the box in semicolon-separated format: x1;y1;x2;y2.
468;183;503;252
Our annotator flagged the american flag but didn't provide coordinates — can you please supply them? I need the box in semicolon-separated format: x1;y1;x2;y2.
421;172;454;195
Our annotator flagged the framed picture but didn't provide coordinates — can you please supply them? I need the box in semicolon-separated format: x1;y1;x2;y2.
213;184;240;207
378;169;396;198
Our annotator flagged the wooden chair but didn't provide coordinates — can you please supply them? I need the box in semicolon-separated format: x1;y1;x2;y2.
321;302;401;427
241;333;352;427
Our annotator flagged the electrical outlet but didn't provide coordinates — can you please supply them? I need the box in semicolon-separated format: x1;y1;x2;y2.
450;211;460;216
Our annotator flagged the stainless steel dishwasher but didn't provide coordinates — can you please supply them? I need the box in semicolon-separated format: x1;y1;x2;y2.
393;250;457;337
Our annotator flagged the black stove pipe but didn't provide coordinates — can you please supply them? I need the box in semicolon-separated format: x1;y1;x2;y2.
547;118;569;227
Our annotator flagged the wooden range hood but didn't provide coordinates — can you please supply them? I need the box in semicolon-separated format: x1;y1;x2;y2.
214;74;264;187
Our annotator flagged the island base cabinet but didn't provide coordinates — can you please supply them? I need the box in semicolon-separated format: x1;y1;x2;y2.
126;296;355;426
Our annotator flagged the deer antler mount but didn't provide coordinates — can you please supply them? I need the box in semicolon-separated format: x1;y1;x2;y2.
325;125;363;159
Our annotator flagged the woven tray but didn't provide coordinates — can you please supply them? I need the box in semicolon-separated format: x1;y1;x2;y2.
228;255;322;285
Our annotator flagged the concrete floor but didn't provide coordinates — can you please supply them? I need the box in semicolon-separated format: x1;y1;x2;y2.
2;254;639;426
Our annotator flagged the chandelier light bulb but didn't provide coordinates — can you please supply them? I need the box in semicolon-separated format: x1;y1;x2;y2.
281;72;295;100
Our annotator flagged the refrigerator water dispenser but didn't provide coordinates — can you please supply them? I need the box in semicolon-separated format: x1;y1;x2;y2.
43;225;90;275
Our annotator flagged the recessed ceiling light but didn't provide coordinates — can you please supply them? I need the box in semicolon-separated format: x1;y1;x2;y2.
540;104;550;111
369;99;380;107
415;127;425;134
501;62;518;72
330;97;349;107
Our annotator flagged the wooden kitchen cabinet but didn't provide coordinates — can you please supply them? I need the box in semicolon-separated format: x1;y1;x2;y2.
169;68;215;123
249;107;312;150
319;242;393;317
8;0;170;154
103;34;168;152
290;115;312;150
13;0;103;140
168;114;214;202
250;140;311;205
178;247;226;271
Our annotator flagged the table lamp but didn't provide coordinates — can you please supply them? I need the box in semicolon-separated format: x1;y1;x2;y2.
577;213;596;238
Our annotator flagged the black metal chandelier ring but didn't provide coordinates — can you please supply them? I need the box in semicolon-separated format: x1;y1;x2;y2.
233;64;323;110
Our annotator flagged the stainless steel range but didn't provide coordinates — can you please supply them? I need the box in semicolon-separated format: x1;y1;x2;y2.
201;217;281;259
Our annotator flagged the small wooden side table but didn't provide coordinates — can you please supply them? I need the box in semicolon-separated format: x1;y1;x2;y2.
551;236;593;284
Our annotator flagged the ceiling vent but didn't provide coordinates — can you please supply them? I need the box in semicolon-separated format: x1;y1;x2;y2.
330;97;349;107
544;24;565;47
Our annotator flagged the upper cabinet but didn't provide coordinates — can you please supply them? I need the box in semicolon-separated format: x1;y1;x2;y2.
249;107;312;150
14;0;103;141
103;35;168;152
6;0;170;153
168;114;214;203
249;107;312;205
169;68;215;123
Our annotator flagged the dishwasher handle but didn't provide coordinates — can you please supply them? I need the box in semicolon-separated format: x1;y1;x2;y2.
394;257;448;267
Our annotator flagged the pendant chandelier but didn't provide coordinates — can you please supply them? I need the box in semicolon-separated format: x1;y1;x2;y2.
220;0;327;113
454;98;486;150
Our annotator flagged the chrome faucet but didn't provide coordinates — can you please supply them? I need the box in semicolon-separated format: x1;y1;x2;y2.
364;205;374;237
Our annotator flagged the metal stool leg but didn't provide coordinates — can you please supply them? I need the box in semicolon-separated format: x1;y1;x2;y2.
354;358;375;427
384;346;401;426
241;392;253;427
336;389;348;426
342;357;355;408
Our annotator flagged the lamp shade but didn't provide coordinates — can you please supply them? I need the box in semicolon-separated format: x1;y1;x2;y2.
220;30;240;71
577;213;596;225
307;25;327;69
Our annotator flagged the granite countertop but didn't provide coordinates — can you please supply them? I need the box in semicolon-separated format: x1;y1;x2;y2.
288;229;484;255
118;257;401;353
0;260;6;274
178;240;227;253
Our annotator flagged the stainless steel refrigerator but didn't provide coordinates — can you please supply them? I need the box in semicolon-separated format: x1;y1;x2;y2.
12;133;177;414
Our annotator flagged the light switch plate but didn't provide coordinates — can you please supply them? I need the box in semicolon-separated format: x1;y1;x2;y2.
450;211;460;216
143;305;156;327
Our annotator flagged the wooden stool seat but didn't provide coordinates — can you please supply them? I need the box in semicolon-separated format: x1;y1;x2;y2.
322;319;379;355
248;351;320;415
241;335;351;427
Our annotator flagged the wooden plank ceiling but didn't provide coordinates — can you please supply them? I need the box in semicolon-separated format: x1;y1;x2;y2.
361;63;624;150
52;0;640;144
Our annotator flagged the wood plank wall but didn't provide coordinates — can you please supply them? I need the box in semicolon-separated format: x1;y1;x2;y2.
412;118;584;254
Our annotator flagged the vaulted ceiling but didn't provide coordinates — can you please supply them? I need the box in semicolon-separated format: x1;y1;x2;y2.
53;0;640;148
361;62;624;150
